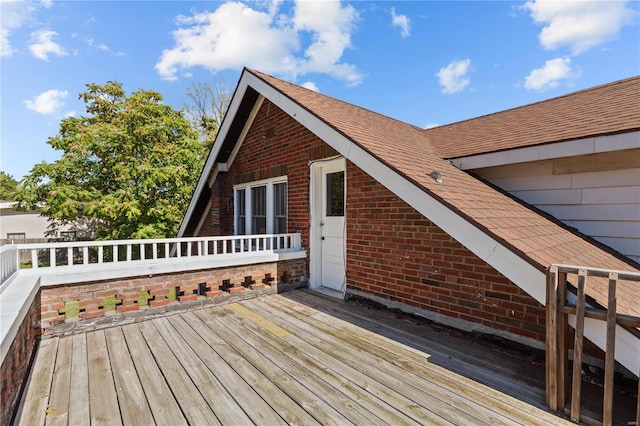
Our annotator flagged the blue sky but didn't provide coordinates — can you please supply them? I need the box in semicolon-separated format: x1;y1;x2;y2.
1;0;639;182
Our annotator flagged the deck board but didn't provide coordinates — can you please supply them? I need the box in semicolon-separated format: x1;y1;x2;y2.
86;331;120;426
14;289;574;426
104;327;154;425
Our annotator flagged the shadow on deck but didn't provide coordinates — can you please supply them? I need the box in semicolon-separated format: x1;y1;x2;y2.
12;289;624;425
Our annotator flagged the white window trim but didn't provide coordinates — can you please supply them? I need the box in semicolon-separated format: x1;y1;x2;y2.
233;176;287;235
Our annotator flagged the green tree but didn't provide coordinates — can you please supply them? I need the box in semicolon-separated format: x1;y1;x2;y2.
15;81;202;240
184;79;231;154
0;172;20;200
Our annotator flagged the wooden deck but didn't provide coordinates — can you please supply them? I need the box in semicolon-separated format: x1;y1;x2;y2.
14;289;573;425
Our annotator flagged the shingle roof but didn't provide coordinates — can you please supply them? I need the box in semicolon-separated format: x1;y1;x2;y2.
425;76;640;158
249;69;640;318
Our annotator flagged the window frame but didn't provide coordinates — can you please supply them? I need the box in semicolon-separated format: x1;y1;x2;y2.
233;176;288;235
6;232;25;240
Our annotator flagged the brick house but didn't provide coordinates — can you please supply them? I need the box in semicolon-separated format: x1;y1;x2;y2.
180;69;639;375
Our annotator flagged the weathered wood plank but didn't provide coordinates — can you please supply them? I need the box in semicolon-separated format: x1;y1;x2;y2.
86;330;120;425
213;304;384;425
179;311;320;426
546;266;559;410
227;302;436;426
136;320;220;425
254;297;512;425
570;269;588;423
152;316;257;426
270;292;570;425
191;308;352;426
240;299;451;425
45;336;72;426
68;334;90;425
104;326;154;426
15;338;59;426
290;289;547;401
121;323;187;425
603;273;617;426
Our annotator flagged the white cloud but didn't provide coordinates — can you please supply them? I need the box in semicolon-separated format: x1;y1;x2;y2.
86;37;109;51
29;29;67;61
1;0;35;29
23;89;69;114
391;7;410;38
1;0;38;57
524;57;580;91
155;0;363;85
424;123;439;129
1;29;13;57
436;59;471;94
523;0;636;54
301;81;319;92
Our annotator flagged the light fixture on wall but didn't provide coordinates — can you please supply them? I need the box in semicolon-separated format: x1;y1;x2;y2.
429;170;443;184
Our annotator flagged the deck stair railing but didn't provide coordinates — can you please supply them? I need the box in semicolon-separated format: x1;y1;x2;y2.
11;233;302;271
546;264;640;426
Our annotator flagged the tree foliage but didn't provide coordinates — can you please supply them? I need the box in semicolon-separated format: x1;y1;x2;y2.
0;172;20;200
15;81;202;240
184;79;231;153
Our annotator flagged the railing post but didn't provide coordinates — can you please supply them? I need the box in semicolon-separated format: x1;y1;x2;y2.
570;268;588;423
49;248;56;268
546;266;559;410
603;272;617;426
31;249;38;269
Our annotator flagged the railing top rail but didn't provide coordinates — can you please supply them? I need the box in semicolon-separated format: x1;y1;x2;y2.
15;233;301;250
550;264;640;281
0;244;18;254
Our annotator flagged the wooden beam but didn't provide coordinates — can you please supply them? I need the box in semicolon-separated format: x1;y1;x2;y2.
559;306;640;328
571;269;587;423
546;266;559;410
602;273;617;426
558;271;569;411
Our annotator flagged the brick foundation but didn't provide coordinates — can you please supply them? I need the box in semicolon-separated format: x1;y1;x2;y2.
0;292;40;426
39;259;306;335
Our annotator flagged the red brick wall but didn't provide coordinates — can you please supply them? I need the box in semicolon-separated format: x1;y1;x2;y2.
345;163;547;342
39;259;305;331
200;98;338;257
1;293;40;426
200;100;546;343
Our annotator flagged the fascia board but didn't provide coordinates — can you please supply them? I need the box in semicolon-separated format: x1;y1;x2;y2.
178;74;253;237
451;131;640;170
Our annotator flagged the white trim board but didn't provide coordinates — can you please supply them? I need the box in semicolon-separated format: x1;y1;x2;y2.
451;131;640;170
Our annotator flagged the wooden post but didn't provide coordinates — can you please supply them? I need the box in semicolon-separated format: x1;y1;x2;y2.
558;271;569;410
546;266;559;410
603;273;617;426
571;268;588;423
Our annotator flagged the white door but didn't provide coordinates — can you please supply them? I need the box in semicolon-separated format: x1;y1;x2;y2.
311;158;346;292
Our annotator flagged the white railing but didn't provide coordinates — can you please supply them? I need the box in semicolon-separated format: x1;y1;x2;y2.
16;233;302;270
0;245;19;292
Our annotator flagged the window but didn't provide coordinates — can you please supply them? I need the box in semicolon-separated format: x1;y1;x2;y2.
7;233;25;240
60;231;76;239
326;171;345;216
234;177;287;235
273;182;287;233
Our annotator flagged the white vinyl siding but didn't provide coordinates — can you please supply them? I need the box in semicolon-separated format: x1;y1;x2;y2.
472;161;640;263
